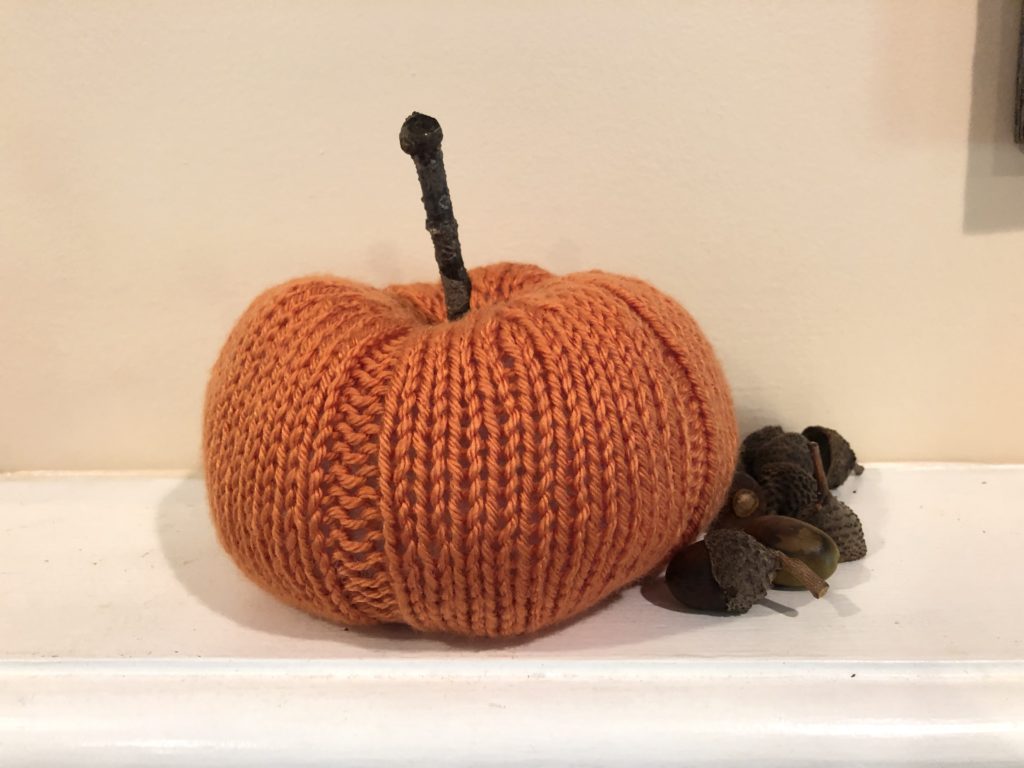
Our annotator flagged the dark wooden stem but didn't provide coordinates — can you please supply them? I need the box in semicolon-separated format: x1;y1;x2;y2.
399;112;471;320
809;442;831;503
775;552;829;598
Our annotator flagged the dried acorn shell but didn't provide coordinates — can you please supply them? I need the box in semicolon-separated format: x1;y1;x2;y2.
747;432;815;478
704;529;782;613
741;515;839;586
807;498;867;563
740;425;785;473
711;471;769;529
757;462;818;517
801;441;868;562
802;425;863;489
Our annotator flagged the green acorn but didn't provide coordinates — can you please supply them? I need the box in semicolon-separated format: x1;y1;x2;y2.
741;515;840;586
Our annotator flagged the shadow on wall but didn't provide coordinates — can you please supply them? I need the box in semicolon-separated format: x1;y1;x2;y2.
964;0;1024;233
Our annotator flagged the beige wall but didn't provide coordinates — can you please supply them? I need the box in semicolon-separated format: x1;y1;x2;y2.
1;1;1022;470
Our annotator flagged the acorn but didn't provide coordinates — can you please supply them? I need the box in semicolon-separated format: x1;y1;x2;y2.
665;529;829;614
757;462;818;517
814;499;866;562
739;425;784;473
797;442;868;562
741;515;840;586
747;432;815;477
711;471;770;529
802;425;864;488
665;537;736;612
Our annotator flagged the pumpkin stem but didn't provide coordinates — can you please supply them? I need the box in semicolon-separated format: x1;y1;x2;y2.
399;112;472;321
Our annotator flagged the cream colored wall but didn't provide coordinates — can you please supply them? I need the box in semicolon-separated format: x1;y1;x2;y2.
1;1;1021;470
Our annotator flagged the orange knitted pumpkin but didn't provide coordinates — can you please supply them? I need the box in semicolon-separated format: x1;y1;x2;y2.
203;114;737;637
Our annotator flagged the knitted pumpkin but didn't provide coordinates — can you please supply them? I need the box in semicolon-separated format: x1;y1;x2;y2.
203;114;737;637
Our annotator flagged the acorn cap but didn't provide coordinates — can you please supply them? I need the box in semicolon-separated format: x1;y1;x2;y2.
757;462;819;518
704;529;779;613
748;432;815;478
813;499;867;562
802;425;862;489
710;471;769;530
739;425;785;474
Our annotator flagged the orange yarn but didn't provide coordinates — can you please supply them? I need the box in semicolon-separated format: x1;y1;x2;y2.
203;262;737;637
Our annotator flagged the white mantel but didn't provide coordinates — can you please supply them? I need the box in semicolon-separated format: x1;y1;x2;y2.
2;465;1021;766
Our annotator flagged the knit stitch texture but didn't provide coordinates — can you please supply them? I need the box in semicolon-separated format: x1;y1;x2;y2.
203;262;737;637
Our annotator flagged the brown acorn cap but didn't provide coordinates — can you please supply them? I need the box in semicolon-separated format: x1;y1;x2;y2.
802;425;863;488
739;425;785;474
803;442;868;562
710;471;769;530
757;462;819;517
812;498;867;562
748;432;815;478
703;529;778;613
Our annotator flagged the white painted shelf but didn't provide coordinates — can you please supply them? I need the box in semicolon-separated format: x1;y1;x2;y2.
1;465;1022;766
